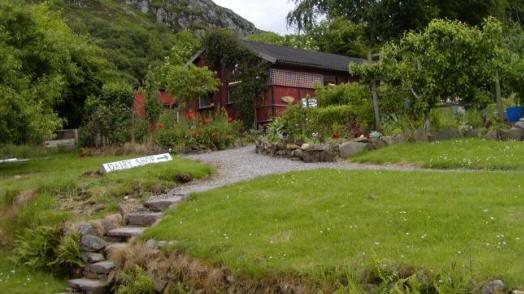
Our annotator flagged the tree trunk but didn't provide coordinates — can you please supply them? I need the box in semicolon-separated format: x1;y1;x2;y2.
424;108;431;132
368;50;381;132
495;70;504;122
131;111;136;144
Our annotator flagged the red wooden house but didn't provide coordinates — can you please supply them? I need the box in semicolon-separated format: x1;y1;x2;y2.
135;41;367;127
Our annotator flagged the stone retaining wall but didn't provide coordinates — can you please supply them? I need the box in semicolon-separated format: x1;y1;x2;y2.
256;126;524;163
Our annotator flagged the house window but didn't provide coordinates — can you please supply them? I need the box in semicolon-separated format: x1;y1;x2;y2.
301;97;318;108
227;81;241;104
199;93;214;109
324;75;336;86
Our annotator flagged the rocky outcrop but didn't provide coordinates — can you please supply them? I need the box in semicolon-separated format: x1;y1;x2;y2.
124;0;258;36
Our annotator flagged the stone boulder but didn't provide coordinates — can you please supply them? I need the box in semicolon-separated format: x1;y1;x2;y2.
101;214;122;233
78;223;102;237
515;118;524;129
413;128;429;142
81;235;106;252
464;129;486;138
430;129;462;141
485;129;499;140
499;128;523;141
339;142;367;158
480;280;505;294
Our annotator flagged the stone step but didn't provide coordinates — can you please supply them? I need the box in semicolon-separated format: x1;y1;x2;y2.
144;195;186;212
104;242;128;256
68;278;108;294
107;227;146;240
81;252;105;264
83;261;115;281
86;261;115;274
125;212;163;226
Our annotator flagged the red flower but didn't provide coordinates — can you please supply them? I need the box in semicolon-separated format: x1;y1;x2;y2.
228;117;233;122
212;132;219;137
157;123;165;129
332;134;341;139
194;114;199;119
187;111;194;118
193;131;199;137
204;118;211;123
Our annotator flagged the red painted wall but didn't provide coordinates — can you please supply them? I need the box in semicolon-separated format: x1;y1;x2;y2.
134;90;176;118
133;56;356;127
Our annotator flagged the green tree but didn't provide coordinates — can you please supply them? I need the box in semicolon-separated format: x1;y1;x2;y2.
287;0;516;43
309;17;369;58
0;1;71;143
246;32;317;50
146;30;220;110
79;82;135;146
361;19;505;129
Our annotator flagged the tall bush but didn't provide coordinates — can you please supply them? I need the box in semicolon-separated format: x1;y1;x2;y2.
79;82;135;146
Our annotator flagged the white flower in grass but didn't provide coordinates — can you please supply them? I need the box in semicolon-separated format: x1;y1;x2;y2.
457;251;462;254
421;234;427;239
405;232;410;236
483;209;489;213
486;243;490;247
374;242;380;246
516;237;521;241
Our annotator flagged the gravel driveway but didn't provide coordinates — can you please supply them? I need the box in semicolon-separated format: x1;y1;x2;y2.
164;146;433;196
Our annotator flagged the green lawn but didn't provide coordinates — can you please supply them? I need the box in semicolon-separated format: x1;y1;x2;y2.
0;251;66;294
144;169;524;291
0;150;214;294
351;138;524;170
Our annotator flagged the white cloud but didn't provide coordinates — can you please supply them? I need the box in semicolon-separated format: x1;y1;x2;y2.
212;0;296;35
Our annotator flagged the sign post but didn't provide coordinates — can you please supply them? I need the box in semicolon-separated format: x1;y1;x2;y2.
102;153;173;173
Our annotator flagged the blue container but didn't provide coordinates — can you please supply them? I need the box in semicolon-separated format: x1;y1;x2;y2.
507;107;523;123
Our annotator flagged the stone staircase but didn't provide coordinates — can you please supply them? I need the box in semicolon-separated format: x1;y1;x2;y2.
63;194;187;294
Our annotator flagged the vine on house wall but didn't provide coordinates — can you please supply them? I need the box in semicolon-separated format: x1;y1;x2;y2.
202;29;269;129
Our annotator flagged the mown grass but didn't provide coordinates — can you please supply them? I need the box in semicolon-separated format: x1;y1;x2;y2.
0;150;214;294
351;138;524;170
144;169;524;290
0;251;66;294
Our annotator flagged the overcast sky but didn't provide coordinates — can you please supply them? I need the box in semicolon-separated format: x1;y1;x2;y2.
213;0;297;35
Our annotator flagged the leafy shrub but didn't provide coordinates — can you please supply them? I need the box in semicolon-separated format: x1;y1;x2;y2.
49;234;84;276
274;103;374;142
381;114;420;136
154;108;240;151
79;82;136;147
116;265;156;294
12;226;61;270
431;108;463;131
12;226;84;276
464;108;485;129
316;82;370;107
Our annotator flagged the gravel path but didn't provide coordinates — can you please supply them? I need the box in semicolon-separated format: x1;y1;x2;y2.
161;146;453;196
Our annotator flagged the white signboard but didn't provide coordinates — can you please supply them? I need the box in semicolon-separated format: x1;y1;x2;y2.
103;153;173;173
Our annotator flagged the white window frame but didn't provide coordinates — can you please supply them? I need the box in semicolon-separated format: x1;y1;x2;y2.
227;81;242;105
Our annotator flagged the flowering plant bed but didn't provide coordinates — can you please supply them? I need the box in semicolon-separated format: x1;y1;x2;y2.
155;108;241;153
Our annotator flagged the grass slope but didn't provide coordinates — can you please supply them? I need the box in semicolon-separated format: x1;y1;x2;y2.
0;150;213;294
351;139;524;170
144;169;524;289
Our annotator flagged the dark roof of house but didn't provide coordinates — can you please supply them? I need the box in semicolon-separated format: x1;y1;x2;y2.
241;40;368;72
